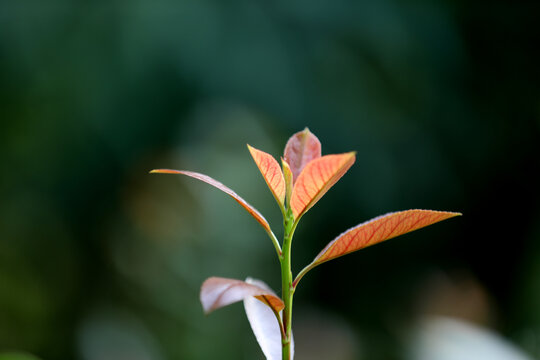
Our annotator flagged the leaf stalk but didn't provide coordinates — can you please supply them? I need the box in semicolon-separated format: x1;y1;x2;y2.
268;229;282;257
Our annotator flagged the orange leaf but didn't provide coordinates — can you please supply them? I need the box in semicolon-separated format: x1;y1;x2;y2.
200;277;284;314
150;169;272;233
247;145;286;209
283;128;321;183
312;210;461;266
290;152;356;220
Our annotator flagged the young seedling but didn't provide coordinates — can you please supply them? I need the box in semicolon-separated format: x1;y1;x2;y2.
151;128;460;360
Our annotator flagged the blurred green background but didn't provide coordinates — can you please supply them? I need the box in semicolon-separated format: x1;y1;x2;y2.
1;0;539;359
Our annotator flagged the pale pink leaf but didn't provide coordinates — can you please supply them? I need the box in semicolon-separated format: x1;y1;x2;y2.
244;278;294;360
283;128;321;183
200;277;284;314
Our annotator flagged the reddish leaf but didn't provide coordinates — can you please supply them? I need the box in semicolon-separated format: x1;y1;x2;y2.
150;169;272;233
200;277;284;314
283;128;322;183
290;152;356;220
312;210;461;266
247;145;286;209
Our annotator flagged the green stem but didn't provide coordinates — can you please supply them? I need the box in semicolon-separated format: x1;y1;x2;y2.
280;213;298;360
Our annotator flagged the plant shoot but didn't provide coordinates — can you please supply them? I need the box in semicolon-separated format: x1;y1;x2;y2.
151;128;460;360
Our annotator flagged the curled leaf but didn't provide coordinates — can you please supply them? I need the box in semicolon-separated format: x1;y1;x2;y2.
244;278;293;360
150;169;272;234
313;209;461;266
290;152;356;220
281;158;293;208
247;145;286;210
200;277;284;314
283;128;321;183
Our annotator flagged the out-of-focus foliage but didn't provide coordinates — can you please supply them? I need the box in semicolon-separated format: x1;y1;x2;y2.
0;0;539;359
0;353;40;360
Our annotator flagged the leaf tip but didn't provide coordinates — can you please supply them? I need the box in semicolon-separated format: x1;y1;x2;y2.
202;307;212;315
149;168;182;174
281;157;292;172
246;144;260;158
433;210;462;219
339;151;357;169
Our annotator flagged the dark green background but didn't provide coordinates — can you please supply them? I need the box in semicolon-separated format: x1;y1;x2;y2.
1;0;539;359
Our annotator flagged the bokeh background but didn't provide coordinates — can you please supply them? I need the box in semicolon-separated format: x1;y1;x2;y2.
1;0;539;359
